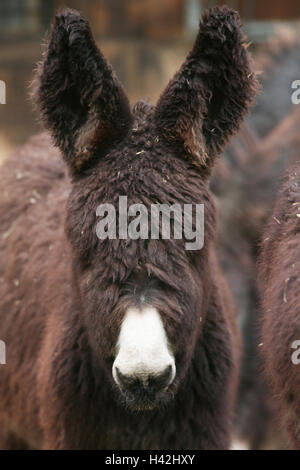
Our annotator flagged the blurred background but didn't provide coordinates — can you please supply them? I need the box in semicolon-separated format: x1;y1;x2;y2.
1;0;300;450
1;0;300;155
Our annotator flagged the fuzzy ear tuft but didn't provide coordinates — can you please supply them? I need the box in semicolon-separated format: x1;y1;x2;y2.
33;9;132;176
154;6;259;176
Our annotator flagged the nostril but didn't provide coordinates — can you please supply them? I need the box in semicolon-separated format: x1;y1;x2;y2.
114;364;175;393
148;365;174;392
115;367;132;389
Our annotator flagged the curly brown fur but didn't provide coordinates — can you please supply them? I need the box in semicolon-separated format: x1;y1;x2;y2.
0;7;257;449
211;34;300;449
155;7;258;176
259;163;300;449
32;8;133;175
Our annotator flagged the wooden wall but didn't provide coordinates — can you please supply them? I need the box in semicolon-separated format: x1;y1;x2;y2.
53;0;184;39
217;0;300;20
1;0;300;152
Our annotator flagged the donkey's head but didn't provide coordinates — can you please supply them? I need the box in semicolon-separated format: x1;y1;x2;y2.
35;8;257;410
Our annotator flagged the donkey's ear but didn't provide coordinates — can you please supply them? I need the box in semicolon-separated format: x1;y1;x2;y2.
33;9;132;176
154;7;258;176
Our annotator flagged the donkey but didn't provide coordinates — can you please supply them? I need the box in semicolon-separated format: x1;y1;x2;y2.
259;162;300;449
0;7;257;449
212;36;300;449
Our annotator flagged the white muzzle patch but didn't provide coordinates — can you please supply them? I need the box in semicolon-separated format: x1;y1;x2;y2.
112;306;176;386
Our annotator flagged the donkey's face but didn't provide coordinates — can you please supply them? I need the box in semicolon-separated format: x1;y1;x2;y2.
64;101;215;410
35;8;257;410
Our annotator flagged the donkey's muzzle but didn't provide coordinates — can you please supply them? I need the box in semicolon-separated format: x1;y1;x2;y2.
112;306;176;409
114;365;174;409
116;365;173;392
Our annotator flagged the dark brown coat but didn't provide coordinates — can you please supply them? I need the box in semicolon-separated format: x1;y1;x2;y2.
0;7;257;449
259;162;300;449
